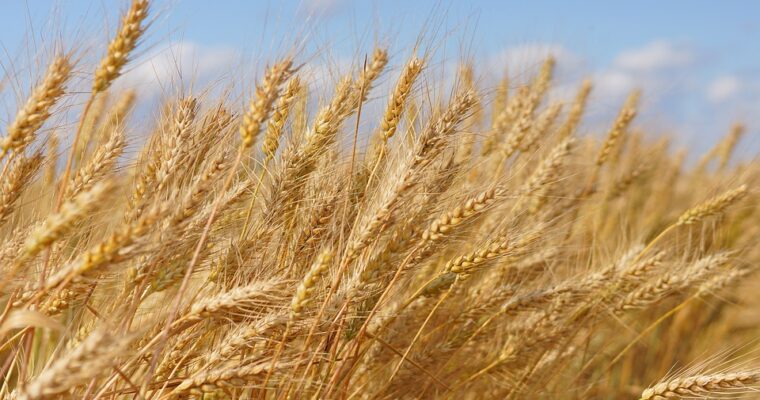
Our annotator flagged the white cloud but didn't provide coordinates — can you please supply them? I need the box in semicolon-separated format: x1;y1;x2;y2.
587;40;699;111
488;43;584;85
304;0;345;15
116;41;240;99
484;42;641;111
297;56;354;98
594;70;637;100
485;40;699;109
483;39;712;138
707;75;741;103
613;40;696;72
704;75;760;142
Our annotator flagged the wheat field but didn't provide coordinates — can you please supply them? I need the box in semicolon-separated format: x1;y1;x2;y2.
1;1;759;399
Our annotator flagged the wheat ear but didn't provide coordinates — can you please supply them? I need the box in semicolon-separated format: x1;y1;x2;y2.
240;59;294;148
381;57;423;141
291;249;333;319
18;181;112;264
65;125;125;200
596;89;639;167
677;184;748;225
1;56;71;157
92;0;150;93
640;371;760;400
557;79;592;139
183;280;287;324
0;152;43;228
20;329;132;400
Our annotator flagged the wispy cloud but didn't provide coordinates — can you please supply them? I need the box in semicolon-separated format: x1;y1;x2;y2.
613;40;696;72
115;41;241;100
484;39;712;142
707;75;741;103
303;0;346;16
593;40;699;103
488;43;585;83
705;74;760;138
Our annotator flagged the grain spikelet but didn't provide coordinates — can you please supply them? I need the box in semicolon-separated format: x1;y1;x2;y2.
65;126;125;199
186;280;287;322
1;57;71;156
240;59;294;148
93;0;150;93
20;329;132;400
640;371;760;400
262;76;301;160
380;57;423;141
0;152;43;227
44;206;163;290
677;184;747;225
18;181;112;263
596;89;639;167
558;79;592;139
291;249;333;319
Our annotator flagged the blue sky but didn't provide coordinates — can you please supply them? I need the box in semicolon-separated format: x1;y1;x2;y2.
2;0;760;154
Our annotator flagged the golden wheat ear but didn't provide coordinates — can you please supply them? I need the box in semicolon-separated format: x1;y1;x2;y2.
240;59;295;149
1;56;72;158
92;0;150;94
0;152;43;228
677;184;748;226
596;89;639;167
291;249;333;320
262;76;302;162
20;329;133;400
640;371;760;400
557;79;592;139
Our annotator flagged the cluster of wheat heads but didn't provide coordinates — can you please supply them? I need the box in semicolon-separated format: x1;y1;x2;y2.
1;1;760;399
